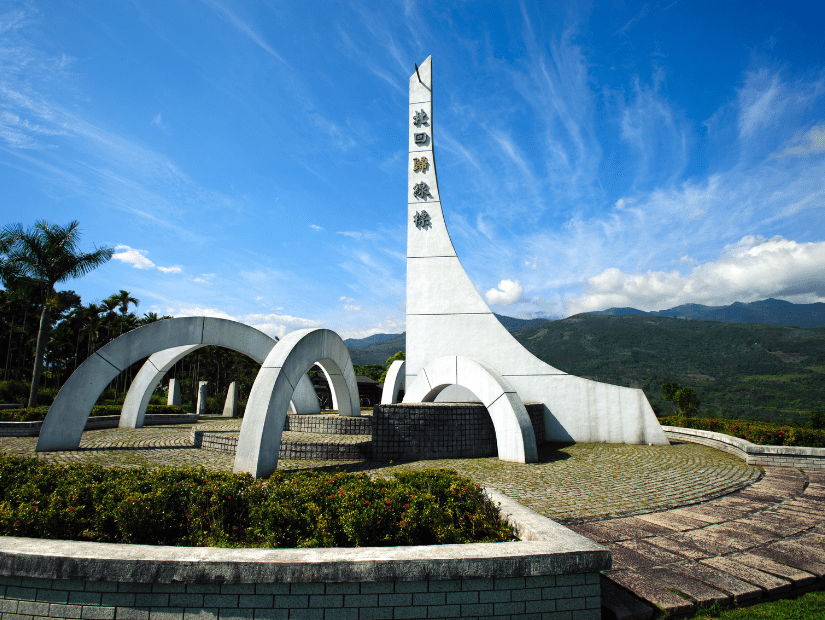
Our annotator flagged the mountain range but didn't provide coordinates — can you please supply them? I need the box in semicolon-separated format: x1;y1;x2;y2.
589;298;825;328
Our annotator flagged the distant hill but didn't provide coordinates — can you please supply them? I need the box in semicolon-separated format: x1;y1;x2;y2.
590;298;825;328
512;313;825;423
344;313;550;365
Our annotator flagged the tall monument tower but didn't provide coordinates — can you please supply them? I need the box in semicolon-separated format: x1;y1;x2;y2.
404;57;668;446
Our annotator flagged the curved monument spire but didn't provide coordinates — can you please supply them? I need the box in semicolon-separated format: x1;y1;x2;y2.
405;57;668;446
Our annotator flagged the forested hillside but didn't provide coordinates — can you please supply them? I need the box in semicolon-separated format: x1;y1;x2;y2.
513;314;825;423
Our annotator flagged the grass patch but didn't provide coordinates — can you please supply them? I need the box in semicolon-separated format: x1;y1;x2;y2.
688;588;825;619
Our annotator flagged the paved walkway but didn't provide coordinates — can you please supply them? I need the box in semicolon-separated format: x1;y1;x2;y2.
1;419;823;618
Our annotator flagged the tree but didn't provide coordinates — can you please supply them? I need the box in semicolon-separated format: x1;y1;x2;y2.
674;387;700;417
2;221;113;407
379;351;406;382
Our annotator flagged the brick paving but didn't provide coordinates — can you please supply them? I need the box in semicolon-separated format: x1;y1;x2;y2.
1;419;823;618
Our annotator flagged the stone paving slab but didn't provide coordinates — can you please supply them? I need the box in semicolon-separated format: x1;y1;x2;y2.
569;467;825;618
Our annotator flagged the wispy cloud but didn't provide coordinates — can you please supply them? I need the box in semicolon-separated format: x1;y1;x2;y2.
200;0;288;66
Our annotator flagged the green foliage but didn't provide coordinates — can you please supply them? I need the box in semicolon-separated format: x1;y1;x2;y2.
661;415;825;448
674;386;700;416
809;410;825;430
353;364;385;382
0;404;185;422
0;458;512;548
513;314;825;424
378;351;406;382
661;381;680;402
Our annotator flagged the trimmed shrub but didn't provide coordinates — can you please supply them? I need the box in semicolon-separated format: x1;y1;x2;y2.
0;457;513;548
0;404;186;422
661;416;825;448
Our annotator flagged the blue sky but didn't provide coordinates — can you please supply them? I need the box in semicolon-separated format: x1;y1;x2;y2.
2;1;824;339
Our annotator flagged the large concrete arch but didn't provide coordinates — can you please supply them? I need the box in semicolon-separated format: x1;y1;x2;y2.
37;318;319;452
405;356;538;463
234;328;360;478
404;57;668;446
380;360;405;404
120;341;320;429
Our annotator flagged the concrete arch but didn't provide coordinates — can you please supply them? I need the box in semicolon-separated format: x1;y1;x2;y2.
380;360;405;404
36;318;309;452
404;355;538;464
234;328;360;478
120;342;320;430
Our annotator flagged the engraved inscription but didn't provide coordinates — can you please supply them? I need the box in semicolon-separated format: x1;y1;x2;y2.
413;156;429;173
413;182;433;200
413;210;431;229
414;132;428;145
412;109;429;127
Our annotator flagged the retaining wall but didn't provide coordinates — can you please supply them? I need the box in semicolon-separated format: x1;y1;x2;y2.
371;403;546;461
0;415;199;438
0;490;609;620
285;413;371;435
663;426;825;471
192;430;373;461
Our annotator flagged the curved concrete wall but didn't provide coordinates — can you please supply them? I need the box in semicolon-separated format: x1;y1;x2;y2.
40;318;324;451
405;356;538;463
404;57;667;447
234;328;361;478
380;359;405;404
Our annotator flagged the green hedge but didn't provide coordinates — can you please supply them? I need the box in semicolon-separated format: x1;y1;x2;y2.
0;405;186;422
0;456;513;548
660;416;825;448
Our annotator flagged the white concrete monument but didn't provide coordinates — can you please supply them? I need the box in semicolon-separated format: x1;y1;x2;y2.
404;57;667;447
223;381;239;418
196;381;208;416
168;378;181;406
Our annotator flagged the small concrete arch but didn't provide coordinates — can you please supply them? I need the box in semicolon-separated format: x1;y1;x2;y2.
404;356;538;463
120;343;320;430
36;317;316;452
380;360;405;404
233;328;360;478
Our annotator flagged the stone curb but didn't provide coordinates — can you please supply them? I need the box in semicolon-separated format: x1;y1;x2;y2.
0;490;610;584
663;426;825;470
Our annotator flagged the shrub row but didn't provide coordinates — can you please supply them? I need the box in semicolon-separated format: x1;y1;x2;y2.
661;416;825;448
0;457;513;548
0;405;186;422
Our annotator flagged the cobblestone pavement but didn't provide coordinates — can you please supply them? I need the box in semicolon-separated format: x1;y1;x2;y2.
4;420;825;618
0;419;759;522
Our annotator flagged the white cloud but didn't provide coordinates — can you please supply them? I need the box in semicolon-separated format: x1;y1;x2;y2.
779;124;825;157
485;279;524;306
566;236;825;313
192;273;216;284
112;245;181;273
310;224;323;231
167;306;322;340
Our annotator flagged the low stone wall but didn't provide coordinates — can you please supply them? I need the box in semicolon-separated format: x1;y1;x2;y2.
0;490;609;620
285;413;372;435
372;402;546;461
193;430;373;461
0;414;199;437
663;426;825;471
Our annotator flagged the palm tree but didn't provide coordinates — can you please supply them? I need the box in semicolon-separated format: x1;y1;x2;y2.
3;221;113;407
